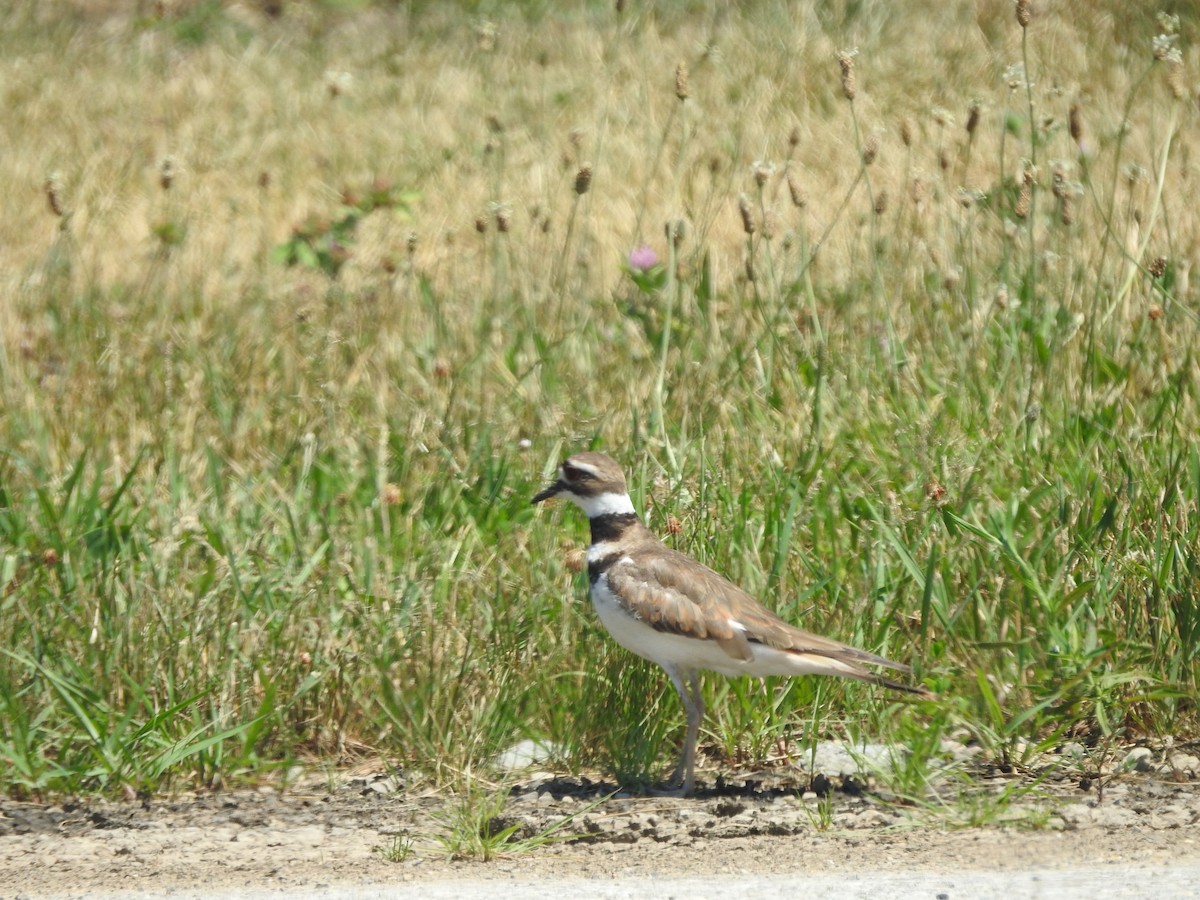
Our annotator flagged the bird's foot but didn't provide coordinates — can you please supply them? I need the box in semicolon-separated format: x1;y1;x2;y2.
647;775;695;798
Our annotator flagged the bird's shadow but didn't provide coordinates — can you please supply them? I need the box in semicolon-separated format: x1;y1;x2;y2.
510;771;857;803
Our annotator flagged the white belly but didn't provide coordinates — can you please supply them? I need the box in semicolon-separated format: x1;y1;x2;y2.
589;573;859;679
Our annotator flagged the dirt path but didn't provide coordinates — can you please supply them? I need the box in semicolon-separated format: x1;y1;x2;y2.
3;764;1199;898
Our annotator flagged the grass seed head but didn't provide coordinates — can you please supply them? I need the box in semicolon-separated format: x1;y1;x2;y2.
1059;194;1075;226
899;116;914;147
574;163;592;195
837;49;857;101
665;217;687;247
44;172;65;217
1016;0;1032;29
1167;59;1185;100
1014;166;1034;219
737;193;756;234
786;170;806;208
159;156;177;191
675;61;690;101
1149;255;1168;279
752;159;775;187
966;100;981;137
910;172;927;205
1068;103;1083;144
874;190;888;216
862;131;879;165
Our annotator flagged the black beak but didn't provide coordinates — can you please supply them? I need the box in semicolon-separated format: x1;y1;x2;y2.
531;479;565;505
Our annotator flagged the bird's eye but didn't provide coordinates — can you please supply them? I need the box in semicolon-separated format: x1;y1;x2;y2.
562;462;590;481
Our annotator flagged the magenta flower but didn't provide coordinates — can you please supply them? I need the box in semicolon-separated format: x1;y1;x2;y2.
628;244;659;271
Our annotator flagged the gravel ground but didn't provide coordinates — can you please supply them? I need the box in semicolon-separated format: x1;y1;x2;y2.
3;741;1199;898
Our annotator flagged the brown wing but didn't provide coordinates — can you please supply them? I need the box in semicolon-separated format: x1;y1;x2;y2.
610;545;910;673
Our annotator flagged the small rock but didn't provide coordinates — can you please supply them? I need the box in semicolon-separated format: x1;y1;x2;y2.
492;740;563;771
1122;747;1154;773
1167;753;1200;776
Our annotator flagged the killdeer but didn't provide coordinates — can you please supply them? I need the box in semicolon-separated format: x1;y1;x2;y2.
532;450;928;796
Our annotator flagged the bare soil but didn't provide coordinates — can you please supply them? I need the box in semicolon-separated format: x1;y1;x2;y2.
4;753;1200;898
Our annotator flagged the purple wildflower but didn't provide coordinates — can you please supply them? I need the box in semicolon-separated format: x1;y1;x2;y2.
628;244;659;272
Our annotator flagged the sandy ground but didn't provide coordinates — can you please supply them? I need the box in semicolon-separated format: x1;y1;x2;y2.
3;752;1200;899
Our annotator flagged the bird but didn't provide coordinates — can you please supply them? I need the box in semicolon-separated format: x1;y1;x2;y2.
532;450;929;796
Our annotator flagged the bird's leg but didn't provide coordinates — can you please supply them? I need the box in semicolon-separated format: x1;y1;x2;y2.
655;666;703;796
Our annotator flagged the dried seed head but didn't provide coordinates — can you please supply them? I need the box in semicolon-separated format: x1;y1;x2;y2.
1059;194;1075;226
873;190;888;216
1016;0;1032;29
1148;304;1165;320
258;170;271;189
1149;255;1168;278
475;20;498;52
44;172;65;217
966;100;981;137
837;49;858;101
737;193;756;234
406;231;418;254
675;61;690;101
910;173;927;205
574;163;593;195
788;125;801;149
324;70;352;98
1068;103;1083;144
762;210;779;240
932;107;952;128
862;132;879;165
938;148;951;173
1168;59;1186;100
786;170;806;208
1014;166;1034;219
1153;33;1182;64
1123;162;1149;186
751;159;776;187
381;483;403;506
474;215;488;234
665;218;687;247
665;515;684;535
494;204;512;232
564;546;586;573
925;480;948;505
159;156;177;191
1050;159;1073;198
486;115;504;134
899;117;915;147
615;0;626;13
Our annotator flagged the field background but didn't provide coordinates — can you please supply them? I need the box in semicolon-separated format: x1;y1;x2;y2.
1;0;1197;799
